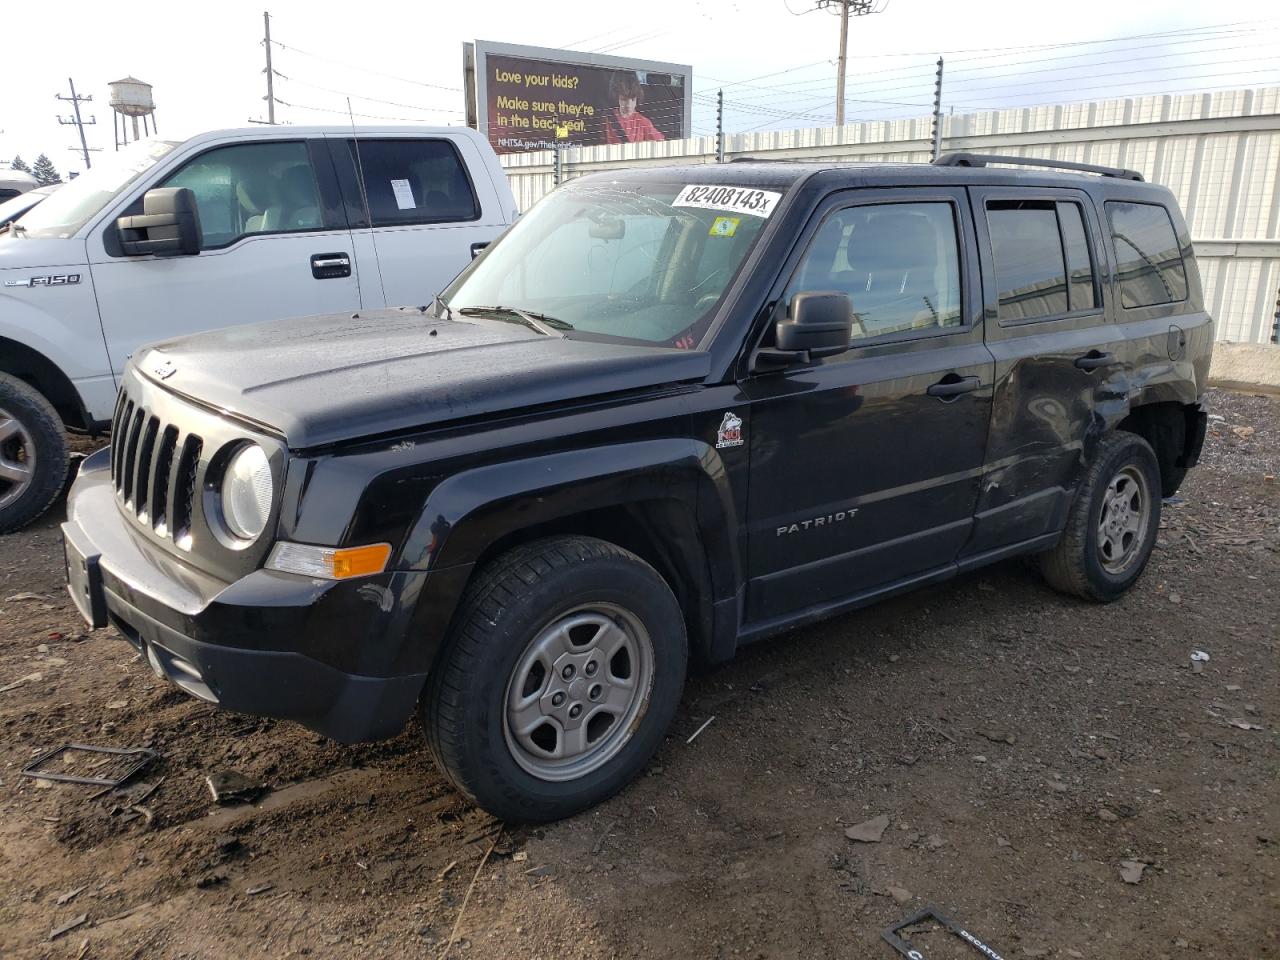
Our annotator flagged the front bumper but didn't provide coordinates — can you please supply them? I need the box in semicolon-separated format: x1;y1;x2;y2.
63;448;429;742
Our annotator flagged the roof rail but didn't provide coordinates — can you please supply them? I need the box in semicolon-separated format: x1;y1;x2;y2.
933;152;1144;182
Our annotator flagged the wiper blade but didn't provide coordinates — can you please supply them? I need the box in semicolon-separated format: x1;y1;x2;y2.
457;305;573;335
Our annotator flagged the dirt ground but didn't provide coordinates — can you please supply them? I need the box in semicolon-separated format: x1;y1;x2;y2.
1;387;1276;960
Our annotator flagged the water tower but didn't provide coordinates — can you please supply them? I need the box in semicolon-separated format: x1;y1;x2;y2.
109;77;157;149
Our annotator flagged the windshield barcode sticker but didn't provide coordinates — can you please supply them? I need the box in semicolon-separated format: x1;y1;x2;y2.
673;185;781;218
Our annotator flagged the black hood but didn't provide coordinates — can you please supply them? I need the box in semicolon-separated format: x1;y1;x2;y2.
133;309;711;448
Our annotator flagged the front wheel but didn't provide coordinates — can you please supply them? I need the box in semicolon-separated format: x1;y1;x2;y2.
0;373;70;535
421;536;687;822
1040;432;1162;602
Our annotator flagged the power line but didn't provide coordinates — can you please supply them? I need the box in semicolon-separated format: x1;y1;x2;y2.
718;28;1279;103
274;97;456;124
696;16;1280;99
710;37;1277;119
275;72;463;115
270;38;462;93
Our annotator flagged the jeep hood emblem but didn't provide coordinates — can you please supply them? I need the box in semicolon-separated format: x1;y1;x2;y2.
152;358;177;380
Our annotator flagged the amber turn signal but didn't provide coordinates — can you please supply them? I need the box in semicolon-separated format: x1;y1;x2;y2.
266;542;393;580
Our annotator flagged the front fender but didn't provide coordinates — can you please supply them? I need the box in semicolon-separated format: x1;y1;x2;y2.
407;438;739;583
392;438;744;672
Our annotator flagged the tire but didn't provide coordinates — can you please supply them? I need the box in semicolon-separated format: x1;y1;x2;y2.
422;536;687;822
1040;432;1161;602
1159;465;1188;500
0;373;69;535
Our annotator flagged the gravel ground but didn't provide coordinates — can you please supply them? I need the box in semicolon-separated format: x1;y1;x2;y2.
0;388;1276;960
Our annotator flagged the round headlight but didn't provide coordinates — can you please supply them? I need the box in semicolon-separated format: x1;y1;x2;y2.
221;444;273;541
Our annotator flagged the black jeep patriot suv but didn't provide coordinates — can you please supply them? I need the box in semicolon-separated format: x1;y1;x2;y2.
64;153;1211;821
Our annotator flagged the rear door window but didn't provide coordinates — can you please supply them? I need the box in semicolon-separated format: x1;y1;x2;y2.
347;139;479;227
1105;201;1188;308
986;199;1099;321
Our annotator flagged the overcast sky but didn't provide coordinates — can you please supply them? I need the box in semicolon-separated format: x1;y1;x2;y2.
4;0;1278;177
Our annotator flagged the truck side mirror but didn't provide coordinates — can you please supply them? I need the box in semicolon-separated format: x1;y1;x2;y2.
117;187;202;257
774;291;852;358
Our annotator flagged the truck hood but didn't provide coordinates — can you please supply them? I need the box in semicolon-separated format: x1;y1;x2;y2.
135;308;711;448
0;234;89;270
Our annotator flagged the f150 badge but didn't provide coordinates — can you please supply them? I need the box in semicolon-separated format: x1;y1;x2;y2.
3;274;81;287
716;411;743;449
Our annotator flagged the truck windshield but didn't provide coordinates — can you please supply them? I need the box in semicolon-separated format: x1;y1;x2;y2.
443;179;781;348
13;139;179;239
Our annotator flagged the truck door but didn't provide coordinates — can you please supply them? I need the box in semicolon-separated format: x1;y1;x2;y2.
964;187;1124;555
88;138;362;375
741;188;994;625
327;136;509;308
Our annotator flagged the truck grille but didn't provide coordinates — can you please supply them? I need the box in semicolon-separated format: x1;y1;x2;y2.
110;388;204;543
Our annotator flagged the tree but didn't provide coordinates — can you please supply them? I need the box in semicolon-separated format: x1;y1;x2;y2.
10;155;31;174
31;154;62;186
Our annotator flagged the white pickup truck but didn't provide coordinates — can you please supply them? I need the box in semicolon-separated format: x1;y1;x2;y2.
0;125;517;532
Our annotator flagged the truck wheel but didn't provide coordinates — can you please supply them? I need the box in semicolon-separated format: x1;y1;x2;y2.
1040;432;1161;602
422;536;687;822
0;374;69;535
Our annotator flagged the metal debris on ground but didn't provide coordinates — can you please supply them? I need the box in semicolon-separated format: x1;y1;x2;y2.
844;814;890;843
48;914;88;941
881;905;1008;960
0;671;43;694
206;770;268;805
55;886;87;906
686;715;715;744
21;744;158;788
1119;859;1148;884
1228;719;1263;731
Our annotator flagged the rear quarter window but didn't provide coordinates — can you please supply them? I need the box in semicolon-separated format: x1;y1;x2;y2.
1105;201;1188;308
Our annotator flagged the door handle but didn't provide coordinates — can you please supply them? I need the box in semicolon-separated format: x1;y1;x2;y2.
926;375;980;400
1074;350;1114;371
469;241;490;259
311;253;351;279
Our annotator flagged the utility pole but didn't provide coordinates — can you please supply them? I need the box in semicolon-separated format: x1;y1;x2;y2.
56;78;96;170
263;11;276;124
715;89;725;163
816;1;880;127
930;57;944;161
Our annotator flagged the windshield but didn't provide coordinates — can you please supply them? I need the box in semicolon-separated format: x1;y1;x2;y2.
14;139;179;239
443;178;782;347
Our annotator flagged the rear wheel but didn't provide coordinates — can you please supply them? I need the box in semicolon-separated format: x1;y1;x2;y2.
1040;432;1161;602
0;374;69;535
422;536;687;822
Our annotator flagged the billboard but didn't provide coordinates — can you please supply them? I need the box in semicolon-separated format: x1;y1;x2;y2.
465;41;692;155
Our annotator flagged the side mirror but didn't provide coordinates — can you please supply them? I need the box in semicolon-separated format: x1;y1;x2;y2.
774;291;852;358
117;187;201;257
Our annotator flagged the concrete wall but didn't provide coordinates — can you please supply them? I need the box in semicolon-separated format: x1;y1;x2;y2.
500;86;1280;346
1209;342;1280;393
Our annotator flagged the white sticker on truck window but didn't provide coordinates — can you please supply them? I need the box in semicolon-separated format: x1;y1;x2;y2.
673;185;781;218
391;178;416;210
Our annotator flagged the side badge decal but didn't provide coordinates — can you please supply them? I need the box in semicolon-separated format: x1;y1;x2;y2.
716;411;744;449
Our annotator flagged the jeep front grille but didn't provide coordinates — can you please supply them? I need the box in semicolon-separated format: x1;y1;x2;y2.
110;388;203;542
